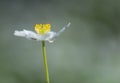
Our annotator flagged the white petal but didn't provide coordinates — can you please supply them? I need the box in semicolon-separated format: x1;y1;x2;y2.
56;22;71;36
14;29;41;40
37;31;57;43
41;22;71;43
14;29;56;43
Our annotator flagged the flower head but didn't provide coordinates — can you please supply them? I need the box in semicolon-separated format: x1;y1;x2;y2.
14;22;71;43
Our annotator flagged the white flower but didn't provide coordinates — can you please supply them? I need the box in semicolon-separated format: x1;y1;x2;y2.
14;22;71;43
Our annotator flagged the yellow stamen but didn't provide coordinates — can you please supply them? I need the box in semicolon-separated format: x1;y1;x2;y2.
34;24;51;34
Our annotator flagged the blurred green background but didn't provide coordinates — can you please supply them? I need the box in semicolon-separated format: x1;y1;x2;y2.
1;0;120;83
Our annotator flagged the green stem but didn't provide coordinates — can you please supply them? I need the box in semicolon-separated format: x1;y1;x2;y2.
42;41;50;83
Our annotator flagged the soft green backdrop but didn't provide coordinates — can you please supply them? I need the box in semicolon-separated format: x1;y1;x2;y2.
0;0;120;83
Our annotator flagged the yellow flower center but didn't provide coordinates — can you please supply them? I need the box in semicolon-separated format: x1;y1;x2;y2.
34;24;51;34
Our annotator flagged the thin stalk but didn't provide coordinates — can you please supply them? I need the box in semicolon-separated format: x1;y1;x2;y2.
42;41;50;83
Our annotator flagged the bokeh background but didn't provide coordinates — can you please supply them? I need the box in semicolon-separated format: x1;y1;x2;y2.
1;0;120;83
